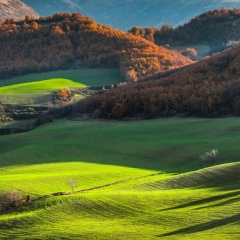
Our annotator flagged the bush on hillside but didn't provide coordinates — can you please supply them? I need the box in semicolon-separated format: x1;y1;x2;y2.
0;190;23;211
181;48;198;60
199;149;219;167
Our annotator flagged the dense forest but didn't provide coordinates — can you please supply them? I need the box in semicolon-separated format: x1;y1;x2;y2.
128;8;240;48
0;13;192;81
71;43;240;119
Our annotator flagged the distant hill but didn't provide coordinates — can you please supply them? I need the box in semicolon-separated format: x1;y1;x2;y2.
0;0;38;22
0;13;191;80
22;0;240;31
74;44;240;119
128;8;240;57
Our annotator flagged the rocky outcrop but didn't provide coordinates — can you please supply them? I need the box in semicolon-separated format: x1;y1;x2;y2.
0;0;38;22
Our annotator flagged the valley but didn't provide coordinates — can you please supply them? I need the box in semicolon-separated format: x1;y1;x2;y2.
0;4;240;240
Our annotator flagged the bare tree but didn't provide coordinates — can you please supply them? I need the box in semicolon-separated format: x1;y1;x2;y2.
199;149;219;167
68;178;77;193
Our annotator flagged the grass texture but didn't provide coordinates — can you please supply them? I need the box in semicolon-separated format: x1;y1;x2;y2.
0;118;239;239
0;69;123;104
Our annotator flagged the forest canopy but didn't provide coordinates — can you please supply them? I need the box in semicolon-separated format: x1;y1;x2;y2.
0;12;192;80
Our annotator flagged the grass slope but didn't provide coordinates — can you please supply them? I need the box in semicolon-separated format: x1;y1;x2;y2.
0;69;123;88
0;118;240;239
0;69;123;105
0;79;87;95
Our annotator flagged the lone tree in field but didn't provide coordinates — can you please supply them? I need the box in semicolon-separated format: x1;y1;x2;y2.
199;149;219;167
68;178;77;193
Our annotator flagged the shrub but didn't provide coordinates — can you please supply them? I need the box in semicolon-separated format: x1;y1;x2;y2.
0;190;23;211
199;149;219;167
57;89;71;99
181;48;198;60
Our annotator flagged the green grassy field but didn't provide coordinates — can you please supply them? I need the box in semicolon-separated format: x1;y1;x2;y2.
0;118;240;239
0;69;123;105
0;79;87;95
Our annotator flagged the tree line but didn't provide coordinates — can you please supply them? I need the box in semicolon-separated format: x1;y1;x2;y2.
128;8;240;47
70;43;240;119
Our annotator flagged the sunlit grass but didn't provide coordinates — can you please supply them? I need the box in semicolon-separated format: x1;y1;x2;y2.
0;118;240;239
0;79;86;94
0;69;123;104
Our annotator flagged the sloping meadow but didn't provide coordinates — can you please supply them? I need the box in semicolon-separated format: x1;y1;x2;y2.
0;118;240;239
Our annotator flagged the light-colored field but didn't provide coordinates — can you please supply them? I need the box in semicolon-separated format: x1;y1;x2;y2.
0;118;240;239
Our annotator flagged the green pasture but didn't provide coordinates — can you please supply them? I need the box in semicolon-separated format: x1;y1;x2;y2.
0;69;123;88
0;118;240;239
0;79;86;95
0;69;123;105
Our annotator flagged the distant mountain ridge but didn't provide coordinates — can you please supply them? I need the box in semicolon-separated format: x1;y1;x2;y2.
0;0;38;22
22;0;240;31
128;8;240;57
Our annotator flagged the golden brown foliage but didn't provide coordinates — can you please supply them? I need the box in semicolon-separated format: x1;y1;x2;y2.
74;44;240;118
0;13;192;80
57;89;71;99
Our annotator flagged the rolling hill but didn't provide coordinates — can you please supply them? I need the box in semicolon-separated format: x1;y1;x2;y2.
0;0;38;22
0;69;123;106
128;8;240;58
0;12;192;81
22;0;240;31
73;41;240;119
0;118;240;239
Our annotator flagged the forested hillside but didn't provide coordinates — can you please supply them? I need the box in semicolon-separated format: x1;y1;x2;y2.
73;43;240;119
0;13;191;81
129;8;240;48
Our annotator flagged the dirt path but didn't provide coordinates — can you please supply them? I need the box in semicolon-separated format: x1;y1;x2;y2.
33;172;164;201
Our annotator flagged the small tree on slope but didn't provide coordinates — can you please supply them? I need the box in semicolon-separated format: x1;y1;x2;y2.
199;149;219;167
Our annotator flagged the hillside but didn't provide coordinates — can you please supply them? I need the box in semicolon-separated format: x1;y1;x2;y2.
162;8;240;46
129;8;240;57
0;118;240;239
0;12;192;81
73;43;240;119
22;0;240;31
0;0;38;22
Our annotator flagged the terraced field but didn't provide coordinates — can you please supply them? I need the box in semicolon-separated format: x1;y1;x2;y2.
0;118;240;239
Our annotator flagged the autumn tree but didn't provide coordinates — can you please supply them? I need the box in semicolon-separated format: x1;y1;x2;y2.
181;48;198;60
57;89;71;99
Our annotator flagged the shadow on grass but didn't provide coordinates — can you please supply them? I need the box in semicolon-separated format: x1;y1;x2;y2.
196;196;240;210
157;213;240;237
159;190;240;211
